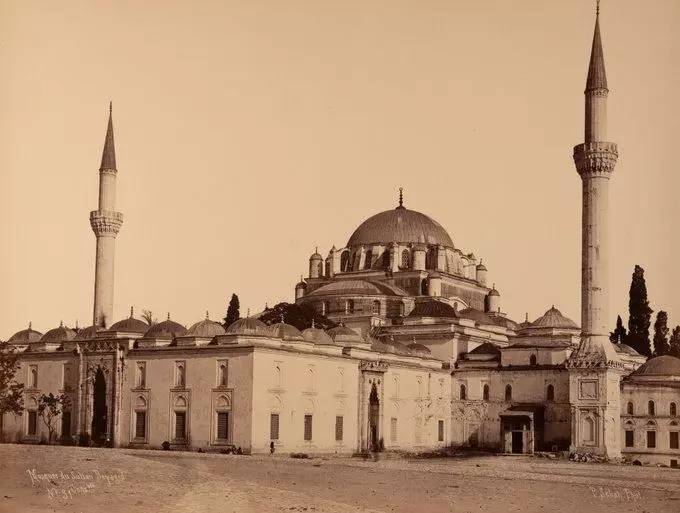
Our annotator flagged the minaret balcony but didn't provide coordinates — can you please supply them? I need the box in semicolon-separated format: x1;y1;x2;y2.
90;210;124;236
573;141;618;178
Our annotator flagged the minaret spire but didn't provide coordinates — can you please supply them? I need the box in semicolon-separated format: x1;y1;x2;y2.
586;3;607;94
100;102;117;171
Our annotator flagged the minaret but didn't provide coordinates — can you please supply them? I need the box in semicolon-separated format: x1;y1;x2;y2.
568;3;623;459
90;103;123;327
573;3;618;359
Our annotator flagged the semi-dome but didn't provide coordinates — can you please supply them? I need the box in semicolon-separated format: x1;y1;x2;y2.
75;325;101;340
614;343;640;356
143;318;187;339
327;325;366;346
490;315;519;331
407;343;431;357
187;316;226;338
458;308;495;326
8;324;43;344
109;316;149;334
347;206;453;248
302;327;333;345
408;300;458;319
225;317;272;337
632;355;680;377
528;306;579;330
307;279;407;297
269;322;304;341
41;323;76;343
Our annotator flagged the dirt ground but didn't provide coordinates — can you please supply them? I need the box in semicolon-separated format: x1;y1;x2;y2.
1;445;679;513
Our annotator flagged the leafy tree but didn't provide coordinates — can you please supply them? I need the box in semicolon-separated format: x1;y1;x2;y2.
0;341;24;417
223;293;241;328
37;393;70;443
259;302;337;331
627;265;653;357
141;309;157;326
652;311;670;356
609;315;627;344
669;326;680;359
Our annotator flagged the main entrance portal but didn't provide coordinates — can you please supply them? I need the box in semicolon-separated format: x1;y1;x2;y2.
91;368;108;445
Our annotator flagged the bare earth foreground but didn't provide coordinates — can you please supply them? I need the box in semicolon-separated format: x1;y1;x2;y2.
1;445;679;513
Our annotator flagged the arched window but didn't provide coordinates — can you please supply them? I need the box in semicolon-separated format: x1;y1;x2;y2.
364;250;373;270
340;251;349;272
372;300;381;316
483;384;489;401
546;384;555;401
583;415;596;443
30;366;38;388
349;253;357;271
382;251;390;270
529;354;537;365
671;402;677;417
459;384;467;400
505;384;512;401
627;402;634;415
401;249;410;269
345;299;354;314
648;400;655;416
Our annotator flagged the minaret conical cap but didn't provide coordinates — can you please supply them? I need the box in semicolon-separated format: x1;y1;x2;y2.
586;12;607;91
100;102;117;170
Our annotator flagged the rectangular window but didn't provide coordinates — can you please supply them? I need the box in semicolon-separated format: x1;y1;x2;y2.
175;411;186;440
438;420;444;442
28;411;37;436
647;431;656;449
270;413;280;440
335;416;343;441
61;411;71;438
136;362;146;388
135;411;146;439
625;430;634;448
670;432;679;450
390;418;397;442
304;414;313;441
217;412;229;440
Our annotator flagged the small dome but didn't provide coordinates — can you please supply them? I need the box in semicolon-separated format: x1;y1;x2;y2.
632;355;680;377
109;316;149;334
310;249;323;260
488;288;500;297
408;300;458;319
490;315;519;331
187;317;226;338
307;279;407;297
476;262;487;271
614;343;640;356
269;322;304;341
302;327;333;345
296;279;307;289
458;308;495;326
225;317;272;337
8;325;43;344
143;319;187;339
327;325;366;346
40;324;76;343
407;343;431;357
469;342;501;356
528;306;579;330
75;325;101;340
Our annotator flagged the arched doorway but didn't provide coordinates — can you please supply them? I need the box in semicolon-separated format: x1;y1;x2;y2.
91;368;108;445
369;384;380;450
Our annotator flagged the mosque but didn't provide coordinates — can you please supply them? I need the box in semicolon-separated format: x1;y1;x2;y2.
2;8;679;466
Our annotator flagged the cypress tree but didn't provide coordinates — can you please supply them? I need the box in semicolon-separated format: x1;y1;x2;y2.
223;293;241;328
627;265;653;357
652;311;670;356
609;315;627;344
669;326;680;359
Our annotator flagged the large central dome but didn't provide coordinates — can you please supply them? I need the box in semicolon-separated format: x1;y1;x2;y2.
347;206;453;247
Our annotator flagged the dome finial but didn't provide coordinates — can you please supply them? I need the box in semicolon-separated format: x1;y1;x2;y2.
75;319;79;329
280;313;285;324
109;100;112;114
29;321;32;330
596;0;600;17
398;187;403;208
167;312;171;321
247;308;251;317
206;310;209;320
60;320;63;328
525;312;529;322
130;306;134;318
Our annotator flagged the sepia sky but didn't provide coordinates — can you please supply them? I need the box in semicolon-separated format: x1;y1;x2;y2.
1;0;678;337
